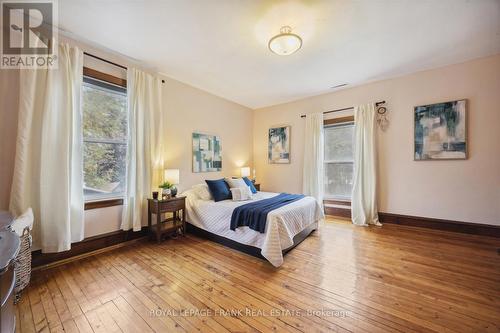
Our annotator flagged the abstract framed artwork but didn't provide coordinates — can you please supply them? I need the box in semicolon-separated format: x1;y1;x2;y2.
414;99;467;160
268;125;291;164
192;132;222;172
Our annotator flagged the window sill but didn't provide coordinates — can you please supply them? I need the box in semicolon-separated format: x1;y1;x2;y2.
323;198;351;206
84;198;124;210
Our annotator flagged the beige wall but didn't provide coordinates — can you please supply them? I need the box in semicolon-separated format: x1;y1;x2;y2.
0;36;253;239
254;54;500;225
162;76;253;192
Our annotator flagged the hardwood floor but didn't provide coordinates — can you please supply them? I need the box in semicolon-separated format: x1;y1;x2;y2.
16;218;500;333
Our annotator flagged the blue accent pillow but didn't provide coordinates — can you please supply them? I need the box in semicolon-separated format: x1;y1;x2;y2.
205;179;232;202
242;177;257;194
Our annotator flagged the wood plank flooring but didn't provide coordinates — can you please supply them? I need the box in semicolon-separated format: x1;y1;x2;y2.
16;218;500;333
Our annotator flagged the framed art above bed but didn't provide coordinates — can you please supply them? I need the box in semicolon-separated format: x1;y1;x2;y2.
268;125;291;164
192;132;222;172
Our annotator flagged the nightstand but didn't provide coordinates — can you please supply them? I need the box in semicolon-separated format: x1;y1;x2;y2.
147;196;186;243
254;183;261;191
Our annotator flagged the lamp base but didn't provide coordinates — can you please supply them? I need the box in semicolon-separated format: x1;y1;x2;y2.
171;187;178;197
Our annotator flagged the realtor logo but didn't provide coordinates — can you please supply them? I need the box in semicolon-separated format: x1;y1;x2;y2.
1;0;58;68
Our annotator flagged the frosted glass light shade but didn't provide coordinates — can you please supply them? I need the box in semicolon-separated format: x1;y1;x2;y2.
164;169;180;185
240;167;250;178
268;26;302;56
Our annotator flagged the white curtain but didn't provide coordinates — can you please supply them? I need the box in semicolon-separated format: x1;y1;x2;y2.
351;103;381;226
302;112;324;205
10;43;85;252
121;68;164;231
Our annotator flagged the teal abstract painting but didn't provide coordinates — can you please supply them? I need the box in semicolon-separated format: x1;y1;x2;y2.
268;126;291;164
192;133;222;172
414;100;467;160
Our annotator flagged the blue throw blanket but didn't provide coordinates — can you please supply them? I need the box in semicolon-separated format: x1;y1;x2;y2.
230;193;305;233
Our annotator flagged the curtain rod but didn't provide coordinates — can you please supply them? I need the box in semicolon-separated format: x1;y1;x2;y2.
300;100;386;118
84;52;127;70
83;52;165;83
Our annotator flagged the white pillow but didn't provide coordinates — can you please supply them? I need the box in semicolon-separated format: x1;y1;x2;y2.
230;186;253;201
191;184;213;201
181;188;197;201
225;177;247;189
11;208;34;237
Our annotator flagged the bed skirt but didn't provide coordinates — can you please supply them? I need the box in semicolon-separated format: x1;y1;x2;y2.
185;221;317;261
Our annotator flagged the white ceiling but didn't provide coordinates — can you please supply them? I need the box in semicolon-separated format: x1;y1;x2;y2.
59;0;500;109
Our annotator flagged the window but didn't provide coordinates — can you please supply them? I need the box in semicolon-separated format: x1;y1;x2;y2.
324;121;354;200
82;75;127;201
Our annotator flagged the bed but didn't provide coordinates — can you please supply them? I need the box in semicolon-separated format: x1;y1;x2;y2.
182;189;324;267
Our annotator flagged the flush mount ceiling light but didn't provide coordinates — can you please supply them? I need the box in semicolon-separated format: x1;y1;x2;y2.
268;26;302;56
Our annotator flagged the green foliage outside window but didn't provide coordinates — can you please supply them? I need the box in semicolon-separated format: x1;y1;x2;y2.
82;80;127;198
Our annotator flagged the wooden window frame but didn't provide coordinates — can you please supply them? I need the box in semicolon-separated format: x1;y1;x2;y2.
82;67;127;209
323;199;351;206
84;198;124;210
323;115;354;126
83;67;127;87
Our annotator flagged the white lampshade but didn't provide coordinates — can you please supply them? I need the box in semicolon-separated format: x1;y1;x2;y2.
240;166;250;178
164;169;180;185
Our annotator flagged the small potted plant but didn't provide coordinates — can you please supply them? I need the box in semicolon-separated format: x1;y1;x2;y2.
159;181;173;199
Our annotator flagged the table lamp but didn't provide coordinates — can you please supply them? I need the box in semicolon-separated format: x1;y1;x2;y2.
240;166;250;178
164;169;180;196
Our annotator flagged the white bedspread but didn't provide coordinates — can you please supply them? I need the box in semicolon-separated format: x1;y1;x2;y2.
183;191;324;267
